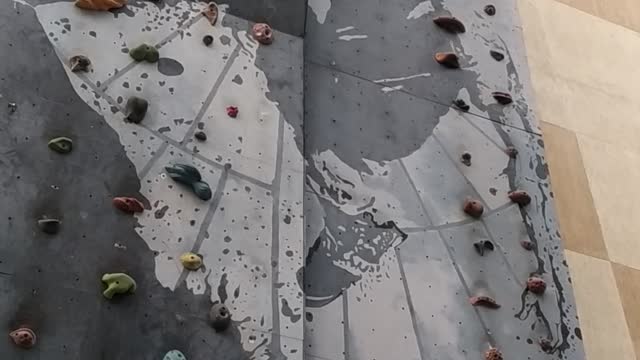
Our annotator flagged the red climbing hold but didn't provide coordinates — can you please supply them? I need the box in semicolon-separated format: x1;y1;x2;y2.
112;197;144;213
508;190;531;206
492;92;513;105
463;198;484;218
527;276;547;295
520;239;535;251
432;16;466;34
469;295;500;309
252;23;274;45
434;52;460;69
9;328;36;349
484;347;503;360
226;106;239;118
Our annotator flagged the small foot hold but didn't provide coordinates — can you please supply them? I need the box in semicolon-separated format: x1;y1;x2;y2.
432;16;466;33
9;328;36;349
473;240;494;256
539;338;553;353
492;92;512;105
125;96;148;124
203;3;218;26
453;99;470;112
209;303;232;331
8;102;17;113
490;50;504;61
38;218;61;235
527;276;546;295
75;0;126;11
520;239;534;251
202;35;214;46
194;131;207;141
463;198;484;218
70;55;91;72
505;146;518;159
226;106;239;118
180;252;203;270
508;190;531;206
101;273;137;299
484;347;503;360
252;23;274;45
48;137;73;154
113;197;144;213
129;44;159;63
434;52;460;69
469;295;500;309
164;350;187;360
484;5;496;16
460;152;472;166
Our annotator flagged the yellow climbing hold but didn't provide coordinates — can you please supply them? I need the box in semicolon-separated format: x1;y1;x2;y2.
180;253;203;270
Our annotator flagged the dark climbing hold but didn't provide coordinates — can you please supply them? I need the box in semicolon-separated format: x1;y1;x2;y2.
469;295;500;309
453;99;470;112
463;198;484;218
70;55;91;72
112;197;144;213
473;240;494;256
165;164;212;201
192;181;212;201
490;50;504;61
432;16;466;34
202;35;214;46
209;303;232;332
125;96;148;124
508;190;531;206
101;273;136;299
194;131;207;141
129;44;159;63
520;239;535;251
38;218;61;234
492;92;513;105
539;338;553;353
484;5;496;16
484;347;503;360
203;3;218;26
48;137;73;154
8;102;17;113
252;23;274;45
434;52;460;69
9;328;36;349
527;276;546;295
226;106;239;118
460;152;472;166
505;146;518;159
164;350;187;360
180;252;203;270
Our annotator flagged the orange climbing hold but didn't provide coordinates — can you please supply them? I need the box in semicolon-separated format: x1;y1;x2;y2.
434;52;460;69
75;0;126;11
113;197;144;213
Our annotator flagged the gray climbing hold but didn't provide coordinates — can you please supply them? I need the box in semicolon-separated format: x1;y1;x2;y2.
163;350;186;360
125;96;148;124
484;4;496;16
209;303;231;332
460;152;472;166
70;55;91;72
38;218;61;234
202;35;213;46
473;240;494;256
194;131;207;141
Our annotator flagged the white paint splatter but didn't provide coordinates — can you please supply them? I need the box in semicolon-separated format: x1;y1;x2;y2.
336;26;355;33
309;0;331;24
381;85;404;93
373;73;431;83
407;0;434;20
338;35;368;41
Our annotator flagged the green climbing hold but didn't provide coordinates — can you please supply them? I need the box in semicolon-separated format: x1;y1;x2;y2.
163;350;186;360
129;44;159;63
192;181;212;201
48;137;73;154
101;273;136;299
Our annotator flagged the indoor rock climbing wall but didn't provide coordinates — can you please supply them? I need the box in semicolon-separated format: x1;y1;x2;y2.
1;0;303;358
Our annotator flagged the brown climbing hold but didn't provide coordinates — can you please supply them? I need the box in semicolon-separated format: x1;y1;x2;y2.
461;152;472;166
209;303;232;332
484;347;503;360
492;92;512;105
434;52;460;69
484;5;496;16
226;106;239;118
9;327;36;349
203;3;219;25
75;0;126;11
432;16;466;34
469;295;500;309
520;239;535;251
539;338;553;353
527;276;546;295
70;55;91;72
112;197;144;213
463;198;484;218
253;23;274;45
508;190;531;206
505;146;518;159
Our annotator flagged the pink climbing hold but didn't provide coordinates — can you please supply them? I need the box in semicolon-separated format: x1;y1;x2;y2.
252;23;274;45
463;198;484;218
520;239;535;251
226;106;239;118
112;197;144;213
527;276;547;295
9;328;36;349
508;190;531;206
469;295;500;309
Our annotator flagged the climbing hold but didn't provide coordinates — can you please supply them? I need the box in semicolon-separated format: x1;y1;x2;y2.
125;96;148;124
129;44;159;63
539;338;553;353
484;5;496;16
434;52;460;69
473;240;494;256
164;350;187;360
252;23;274;45
8;102;17;113
492;92;513;105
70;55;91;72
490;50;504;62
48;137;73;154
453;99;470;112
460;152;472;166
112;197;144;213
194;131;207;141
432;16;466;34
101;273;136;299
527;276;546;295
209;303;232;332
165;164;212;201
38;218;61;235
180;252;203;270
192;181;213;201
463;198;484;218
9;328;36;349
508;190;531;206
505;146;518;159
202;35;214;46
226;106;239;118
203;3;219;26
75;0;126;11
520;239;535;251
484;347;503;360
469;295;500;309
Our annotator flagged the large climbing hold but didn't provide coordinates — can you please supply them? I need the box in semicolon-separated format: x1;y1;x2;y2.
101;273;137;299
527;276;547;295
70;55;91;72
484;347;503;360
492;91;513;105
113;197;144;213
129;44;159;63
38;218;61;234
469;295;500;309
75;0;126;11
209;303;232;332
508;190;531;206
48;137;73;154
252;23;274;45
125;96;148;124
163;350;187;360
180;252;203;270
165;164;212;201
9;328;36;349
432;16;466;33
463;198;484;218
434;52;460;69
